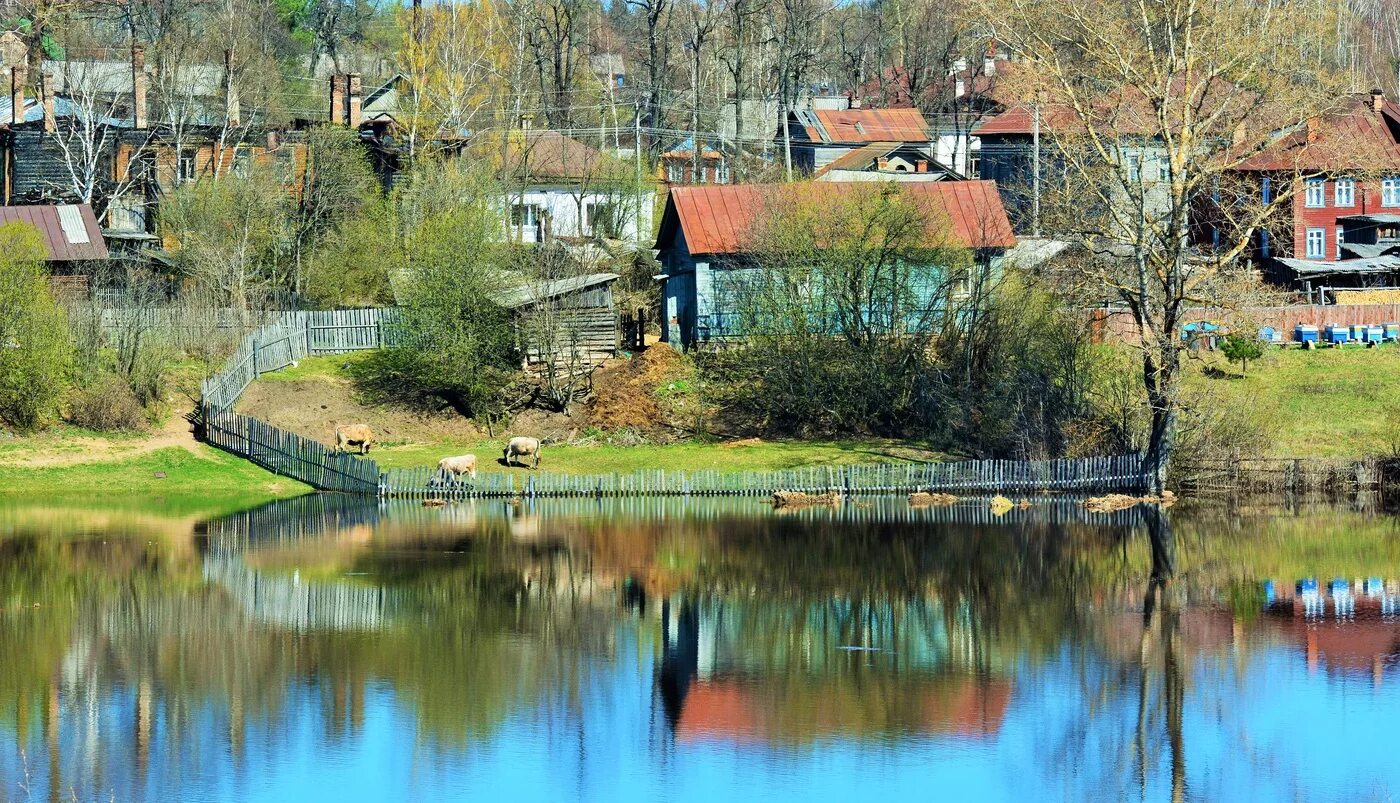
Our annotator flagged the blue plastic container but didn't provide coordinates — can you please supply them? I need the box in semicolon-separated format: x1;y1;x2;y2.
1259;326;1283;344
1366;577;1385;596
1385;323;1400;341
1325;324;1351;345
1330;578;1350;597
1295;324;1320;344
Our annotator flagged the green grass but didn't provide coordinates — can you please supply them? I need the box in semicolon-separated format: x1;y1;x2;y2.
256;352;370;382
0;446;310;516
1185;344;1400;457
370;438;944;474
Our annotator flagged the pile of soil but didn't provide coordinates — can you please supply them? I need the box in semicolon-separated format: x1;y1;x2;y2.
772;490;843;508
586;344;689;438
1082;491;1177;513
237;378;482;446
908;492;958;507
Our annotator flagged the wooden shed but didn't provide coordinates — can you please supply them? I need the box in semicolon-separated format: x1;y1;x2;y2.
495;271;620;367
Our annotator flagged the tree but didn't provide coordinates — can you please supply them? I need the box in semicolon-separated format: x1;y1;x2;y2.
292;124;381;296
0;223;71;429
1219;333;1262;375
976;0;1346;489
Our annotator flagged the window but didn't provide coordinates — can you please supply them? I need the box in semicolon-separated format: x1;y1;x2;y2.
1305;227;1326;258
177;149;197;184
1156;159;1169;182
1384;177;1400;206
1304;178;1325;207
274;149;295;183
231;146;251;178
1337;226;1346;252
585;202;621;238
714;159;730;185
1127;155;1141;182
968;153;980;178
510;203;541;227
1335;178;1355;206
666;162;684;183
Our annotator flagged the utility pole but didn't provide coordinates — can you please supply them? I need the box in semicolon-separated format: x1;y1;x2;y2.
783;101;793;181
635;98;643;241
1032;98;1041;238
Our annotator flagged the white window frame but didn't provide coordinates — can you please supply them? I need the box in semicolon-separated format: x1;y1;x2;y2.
1156;159;1169;182
177;149;197;184
1126;155;1140;182
1337;227;1345;252
714;159;730;185
1335;178;1355;207
666;162;684;183
1304;178;1325;208
1384;177;1400;207
1305;227;1326;258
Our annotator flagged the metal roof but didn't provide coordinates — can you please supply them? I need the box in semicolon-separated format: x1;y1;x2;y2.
0;204;108;261
657;180;1016;255
493;272;619;309
1235;94;1400;172
1276;255;1400;275
795;108;932;144
1339;213;1400;224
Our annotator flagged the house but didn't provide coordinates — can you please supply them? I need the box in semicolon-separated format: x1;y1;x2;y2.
779;102;935;175
0;203;110;292
812;142;959;182
590;55;626;91
493;129;651;244
653;180;1016;348
496;271;620;366
1214;91;1400;293
660;137;732;185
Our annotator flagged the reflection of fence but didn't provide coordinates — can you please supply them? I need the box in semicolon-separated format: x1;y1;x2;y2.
380;455;1148;499
203;555;397;632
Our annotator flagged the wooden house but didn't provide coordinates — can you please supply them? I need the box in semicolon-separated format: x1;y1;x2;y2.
0;203;110;292
653;181;1016;349
780;102;936;175
495;271;621;367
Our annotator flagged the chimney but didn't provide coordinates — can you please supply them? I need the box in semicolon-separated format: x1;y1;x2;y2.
39;70;52;133
329;74;345;124
984;43;998;77
347;72;362;127
1306;116;1320;144
1231;121;1247;149
876;156;890;171
849;94;861;110
916;159;928;173
1373;88;1385;113
9;64;24;126
223;49;240;127
131;44;147;129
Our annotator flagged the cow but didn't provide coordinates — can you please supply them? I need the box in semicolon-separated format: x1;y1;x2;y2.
431;454;478;486
503;436;542;469
334;424;375;455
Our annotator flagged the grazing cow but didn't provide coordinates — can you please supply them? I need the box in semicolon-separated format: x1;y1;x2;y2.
334;424;375;455
503;436;542;469
433;454;478;485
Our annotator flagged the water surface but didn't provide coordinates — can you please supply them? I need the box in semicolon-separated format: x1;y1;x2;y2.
2;495;1399;802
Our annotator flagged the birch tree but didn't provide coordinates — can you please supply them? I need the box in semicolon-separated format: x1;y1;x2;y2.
976;0;1346;488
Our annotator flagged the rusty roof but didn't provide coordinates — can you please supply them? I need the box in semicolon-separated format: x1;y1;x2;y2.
798;108;932;144
473;129;630;183
1234;94;1400;172
657;180;1016;255
0;204;108;261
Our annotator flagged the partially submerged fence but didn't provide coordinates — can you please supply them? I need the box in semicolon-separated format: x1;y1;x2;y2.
380;455;1148;499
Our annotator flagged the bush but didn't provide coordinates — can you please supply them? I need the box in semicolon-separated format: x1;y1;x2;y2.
0;223;72;429
68;376;146;432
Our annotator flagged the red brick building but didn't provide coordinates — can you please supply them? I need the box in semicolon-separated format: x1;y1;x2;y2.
1223;91;1400;288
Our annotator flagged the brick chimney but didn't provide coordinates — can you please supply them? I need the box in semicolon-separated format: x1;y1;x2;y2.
347;72;362;126
329;74;345;124
223;49;240;127
916;159;928;173
1373;88;1385;113
9;64;24;126
1306;116;1320;144
39;69;52;133
876;156;889;171
849;94;861;110
131;44;147;129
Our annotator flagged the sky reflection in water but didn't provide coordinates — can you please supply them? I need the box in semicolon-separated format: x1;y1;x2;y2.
2;496;1399;802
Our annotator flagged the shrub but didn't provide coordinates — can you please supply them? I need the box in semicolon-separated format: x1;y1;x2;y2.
0;223;71;429
68;376;146;432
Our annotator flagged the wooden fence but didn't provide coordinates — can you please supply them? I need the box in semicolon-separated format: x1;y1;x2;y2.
379;455;1149;499
203;406;381;493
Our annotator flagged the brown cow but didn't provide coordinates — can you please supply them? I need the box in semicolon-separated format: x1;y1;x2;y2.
334;424;375;455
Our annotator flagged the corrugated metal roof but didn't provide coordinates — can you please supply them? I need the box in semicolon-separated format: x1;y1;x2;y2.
1235;94;1400;172
0;204;109;261
493;272;618;309
800;108;932;144
1276;255;1400;275
659;181;1016;255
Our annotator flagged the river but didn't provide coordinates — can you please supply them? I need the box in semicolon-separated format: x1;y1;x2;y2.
1;495;1398;802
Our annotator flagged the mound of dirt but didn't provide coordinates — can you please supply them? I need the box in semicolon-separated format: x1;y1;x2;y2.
909;492;958;507
586;344;690;438
237;377;482;446
1081;491;1177;513
772;490;843;508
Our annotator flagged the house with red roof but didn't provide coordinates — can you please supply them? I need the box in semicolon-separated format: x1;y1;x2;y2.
1210;91;1400;292
653;180;1016;347
780;102;939;176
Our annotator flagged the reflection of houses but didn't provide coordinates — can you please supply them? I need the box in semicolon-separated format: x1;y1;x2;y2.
653;180;1016;348
1263;578;1400;680
658;596;1011;743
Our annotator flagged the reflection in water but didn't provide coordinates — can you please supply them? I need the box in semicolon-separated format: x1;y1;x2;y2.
3;497;1400;801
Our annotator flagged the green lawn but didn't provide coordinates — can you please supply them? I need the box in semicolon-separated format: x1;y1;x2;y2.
1186;344;1400;457
0;446;310;516
256;352;371;382
370;438;945;474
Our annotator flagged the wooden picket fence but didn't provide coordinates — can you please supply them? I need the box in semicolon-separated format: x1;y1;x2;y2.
379;455;1149;499
195;307;1149;500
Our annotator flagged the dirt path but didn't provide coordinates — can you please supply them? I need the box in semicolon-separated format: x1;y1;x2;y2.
0;407;212;468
